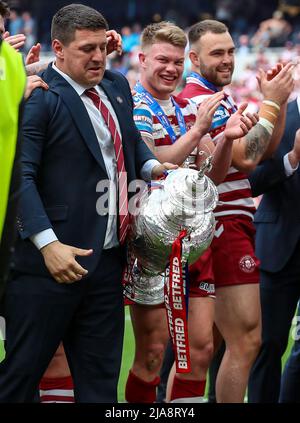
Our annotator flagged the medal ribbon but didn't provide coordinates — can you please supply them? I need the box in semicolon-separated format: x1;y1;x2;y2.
187;72;237;113
134;82;187;143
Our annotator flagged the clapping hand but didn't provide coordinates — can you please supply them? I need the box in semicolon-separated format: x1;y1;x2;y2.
224;103;259;140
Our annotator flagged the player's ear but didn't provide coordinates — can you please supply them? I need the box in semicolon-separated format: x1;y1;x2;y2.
139;52;146;67
189;50;200;67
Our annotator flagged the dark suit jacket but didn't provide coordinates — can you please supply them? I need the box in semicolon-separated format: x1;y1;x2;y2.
249;100;300;273
13;64;154;277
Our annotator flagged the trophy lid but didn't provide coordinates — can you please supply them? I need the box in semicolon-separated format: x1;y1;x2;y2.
163;159;218;214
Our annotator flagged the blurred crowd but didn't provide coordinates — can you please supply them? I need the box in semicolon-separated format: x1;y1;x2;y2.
6;8;35;52
7;2;300;111
3;5;300;219
7;0;300;107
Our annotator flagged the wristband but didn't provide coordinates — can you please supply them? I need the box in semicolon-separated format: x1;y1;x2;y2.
259;102;280;126
259;117;274;135
262;99;281;111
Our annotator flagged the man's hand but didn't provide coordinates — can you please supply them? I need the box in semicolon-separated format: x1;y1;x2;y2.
265;62;284;81
224;103;259;140
25;43;41;65
194;91;224;136
257;62;294;105
24;75;49;100
151;162;178;179
288;128;300;168
2;31;26;50
106;30;122;56
41;241;93;284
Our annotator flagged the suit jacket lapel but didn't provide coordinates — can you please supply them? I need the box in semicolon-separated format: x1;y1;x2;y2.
46;68;107;174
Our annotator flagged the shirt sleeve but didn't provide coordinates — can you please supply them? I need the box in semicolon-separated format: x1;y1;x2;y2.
283;153;299;177
133;103;154;142
30;228;58;250
140;159;161;182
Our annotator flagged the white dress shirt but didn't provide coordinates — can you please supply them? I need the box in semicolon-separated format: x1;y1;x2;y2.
31;63;159;250
283;97;300;177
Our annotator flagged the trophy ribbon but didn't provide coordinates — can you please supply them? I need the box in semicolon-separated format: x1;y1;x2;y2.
164;229;191;374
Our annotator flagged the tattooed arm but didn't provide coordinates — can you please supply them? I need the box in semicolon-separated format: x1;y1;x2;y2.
231;63;294;173
260;101;288;160
197;103;259;185
26;60;49;76
231;122;270;173
245;123;270;161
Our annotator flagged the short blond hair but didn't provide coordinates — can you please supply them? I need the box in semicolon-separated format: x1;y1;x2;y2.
141;21;187;51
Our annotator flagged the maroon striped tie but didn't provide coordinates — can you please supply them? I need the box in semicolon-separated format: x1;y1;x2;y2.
85;88;129;245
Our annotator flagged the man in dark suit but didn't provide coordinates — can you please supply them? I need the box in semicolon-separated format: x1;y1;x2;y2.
0;4;173;403
248;98;300;402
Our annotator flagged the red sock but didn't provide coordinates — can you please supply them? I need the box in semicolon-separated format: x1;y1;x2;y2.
125;370;160;403
171;376;206;402
39;376;74;403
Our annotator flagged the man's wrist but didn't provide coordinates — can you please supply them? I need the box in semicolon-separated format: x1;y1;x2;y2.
262;96;282;106
223;134;235;143
190;125;205;140
40;240;59;255
262;99;281;110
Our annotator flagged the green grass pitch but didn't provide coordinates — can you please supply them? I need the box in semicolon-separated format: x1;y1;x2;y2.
0;307;295;402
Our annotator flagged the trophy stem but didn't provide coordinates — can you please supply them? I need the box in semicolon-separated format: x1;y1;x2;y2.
198;155;213;179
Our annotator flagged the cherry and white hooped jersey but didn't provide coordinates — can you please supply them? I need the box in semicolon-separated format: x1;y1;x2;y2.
133;93;197;148
179;76;256;220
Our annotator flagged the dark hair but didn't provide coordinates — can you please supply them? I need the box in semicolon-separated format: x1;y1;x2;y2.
51;3;108;45
0;1;10;19
188;20;228;45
